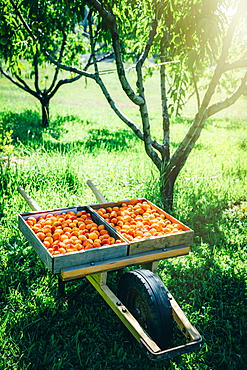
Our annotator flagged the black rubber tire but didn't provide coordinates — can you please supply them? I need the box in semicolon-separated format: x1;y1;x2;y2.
117;269;173;350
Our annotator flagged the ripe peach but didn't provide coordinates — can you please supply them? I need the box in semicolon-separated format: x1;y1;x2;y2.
89;232;98;240
43;241;50;248
37;232;45;241
70;236;78;243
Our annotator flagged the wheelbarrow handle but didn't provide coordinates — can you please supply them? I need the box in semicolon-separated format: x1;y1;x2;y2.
86;180;107;204
17;186;42;212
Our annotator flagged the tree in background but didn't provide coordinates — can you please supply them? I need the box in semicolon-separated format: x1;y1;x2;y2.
0;0;89;127
8;0;247;207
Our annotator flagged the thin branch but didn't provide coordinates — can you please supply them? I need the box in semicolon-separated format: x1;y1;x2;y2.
0;67;39;99
93;73;163;154
34;50;41;94
83;46;113;71
222;58;247;72
9;0;96;81
49;74;82;99
207;72;247;117
96;52;114;64
137;4;159;67
168;2;244;169
47;31;67;94
88;9;99;76
43;55;96;79
136;63;163;171
87;0;144;106
160;43;170;164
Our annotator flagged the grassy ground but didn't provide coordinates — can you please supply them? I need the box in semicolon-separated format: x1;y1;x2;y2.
0;66;247;370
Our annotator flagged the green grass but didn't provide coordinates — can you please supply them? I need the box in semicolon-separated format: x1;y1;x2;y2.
0;66;247;370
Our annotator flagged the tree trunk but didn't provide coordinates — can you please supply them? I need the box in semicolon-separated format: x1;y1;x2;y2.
41;96;50;128
160;169;176;211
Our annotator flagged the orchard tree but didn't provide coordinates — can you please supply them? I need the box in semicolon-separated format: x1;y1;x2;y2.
0;0;90;128
14;0;247;207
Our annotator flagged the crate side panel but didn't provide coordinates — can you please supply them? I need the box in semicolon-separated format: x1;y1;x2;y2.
128;230;193;255
53;244;129;274
18;215;53;272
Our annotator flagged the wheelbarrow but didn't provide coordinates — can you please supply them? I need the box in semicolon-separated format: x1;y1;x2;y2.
17;181;202;362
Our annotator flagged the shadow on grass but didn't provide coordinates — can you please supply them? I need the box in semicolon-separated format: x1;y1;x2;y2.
43;127;140;153
1;229;247;370
1;109;140;153
0;110;74;144
84;127;140;151
0;110;91;146
158;247;247;370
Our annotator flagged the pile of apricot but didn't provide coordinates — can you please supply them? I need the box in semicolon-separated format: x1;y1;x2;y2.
95;201;183;242
25;210;122;255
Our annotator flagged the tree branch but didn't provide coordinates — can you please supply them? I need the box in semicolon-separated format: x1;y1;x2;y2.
86;0;115;25
87;0;144;106
168;2;244;170
88;9;99;77
207;72;247;117
49;74;82;99
34;50;41;95
222;58;247;73
0;67;39;99
160;43;170;164
9;0;96;81
136;63;163;171
92;72;163;154
47;31;67;94
137;4;159;67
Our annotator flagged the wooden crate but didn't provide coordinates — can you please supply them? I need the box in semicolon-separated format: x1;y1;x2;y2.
89;199;194;255
18;206;129;274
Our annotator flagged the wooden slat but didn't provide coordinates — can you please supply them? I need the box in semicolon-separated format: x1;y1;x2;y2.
168;292;201;342
87;274;161;353
60;245;190;281
128;230;193;255
17;186;42;211
18;215;53;272
87;180;108;203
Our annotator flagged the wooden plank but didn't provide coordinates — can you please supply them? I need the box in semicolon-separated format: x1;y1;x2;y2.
87;274;161;353
60;245;190;281
53;243;128;274
86;180;107;203
128;230;193;255
141;260;159;275
168;292;201;342
91;272;108;286
17;185;42;211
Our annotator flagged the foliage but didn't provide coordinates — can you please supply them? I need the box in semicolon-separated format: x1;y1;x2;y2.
0;0;87;69
0;95;246;368
0;0;90;127
0;122;13;155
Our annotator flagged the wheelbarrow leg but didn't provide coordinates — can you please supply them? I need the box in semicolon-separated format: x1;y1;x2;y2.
58;275;66;296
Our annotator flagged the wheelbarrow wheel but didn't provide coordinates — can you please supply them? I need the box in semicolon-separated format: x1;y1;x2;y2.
117;269;173;350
